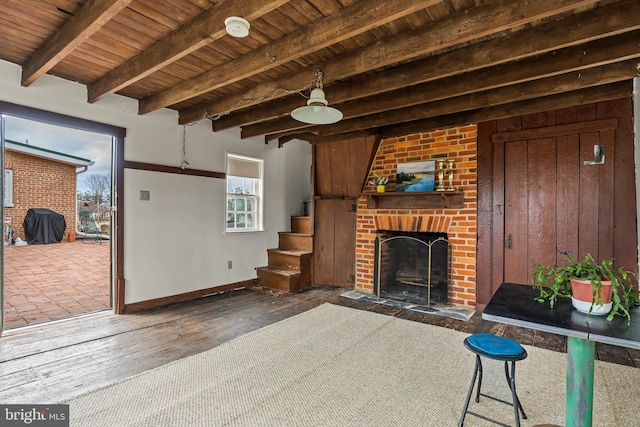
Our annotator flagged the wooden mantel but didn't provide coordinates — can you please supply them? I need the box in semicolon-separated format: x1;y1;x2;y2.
364;190;464;209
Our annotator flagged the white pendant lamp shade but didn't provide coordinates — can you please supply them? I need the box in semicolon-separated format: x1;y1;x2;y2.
225;17;250;37
291;88;343;125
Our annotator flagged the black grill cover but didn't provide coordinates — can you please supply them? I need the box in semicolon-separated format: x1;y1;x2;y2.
23;208;66;244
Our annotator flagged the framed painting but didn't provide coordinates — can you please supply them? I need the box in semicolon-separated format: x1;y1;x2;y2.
395;160;436;192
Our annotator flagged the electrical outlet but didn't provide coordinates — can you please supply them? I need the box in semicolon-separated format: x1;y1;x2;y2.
228;260;232;269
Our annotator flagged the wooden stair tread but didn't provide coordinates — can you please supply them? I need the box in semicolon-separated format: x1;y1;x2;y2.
257;266;300;276
278;232;313;237
258;212;312;293
267;249;311;256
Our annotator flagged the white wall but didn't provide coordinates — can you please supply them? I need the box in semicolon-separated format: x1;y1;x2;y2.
0;60;312;304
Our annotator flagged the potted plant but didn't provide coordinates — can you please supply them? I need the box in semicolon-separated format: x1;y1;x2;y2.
371;174;389;193
532;253;639;323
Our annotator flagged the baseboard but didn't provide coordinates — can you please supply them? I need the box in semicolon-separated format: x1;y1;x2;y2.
122;279;257;313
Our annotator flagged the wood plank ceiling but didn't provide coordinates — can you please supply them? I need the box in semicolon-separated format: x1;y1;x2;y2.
1;0;638;145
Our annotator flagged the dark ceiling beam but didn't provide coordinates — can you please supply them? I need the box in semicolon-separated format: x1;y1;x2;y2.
241;30;640;138
287;81;633;142
87;0;289;103
21;0;133;87
207;0;640;130
378;81;633;139
179;0;598;124
287;130;380;145
306;60;640;137
265;60;638;141
138;0;440;115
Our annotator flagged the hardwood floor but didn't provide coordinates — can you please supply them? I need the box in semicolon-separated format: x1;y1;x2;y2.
1;285;639;404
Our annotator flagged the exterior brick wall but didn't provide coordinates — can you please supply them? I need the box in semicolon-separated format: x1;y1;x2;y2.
356;125;478;309
5;150;77;241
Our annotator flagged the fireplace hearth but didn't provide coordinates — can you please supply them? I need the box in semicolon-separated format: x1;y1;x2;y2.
374;231;449;307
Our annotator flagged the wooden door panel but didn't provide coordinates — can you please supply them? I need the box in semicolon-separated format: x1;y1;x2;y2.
490;142;506;298
504;129;615;285
504;141;528;283
596;129;615;262
313;200;335;285
527;138;557;273
333;200;356;287
313;199;356;287
556;134;580;264
578;132;601;260
477;99;637;308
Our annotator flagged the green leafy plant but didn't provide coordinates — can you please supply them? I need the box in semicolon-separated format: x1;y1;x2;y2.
532;253;639;323
371;174;389;186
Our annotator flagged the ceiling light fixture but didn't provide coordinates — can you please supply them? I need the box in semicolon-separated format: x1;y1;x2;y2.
290;70;343;125
225;17;250;38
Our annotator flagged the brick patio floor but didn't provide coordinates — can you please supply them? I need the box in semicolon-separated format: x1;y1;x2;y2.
3;240;111;330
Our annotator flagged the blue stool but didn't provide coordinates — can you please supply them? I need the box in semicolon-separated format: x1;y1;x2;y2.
459;333;528;427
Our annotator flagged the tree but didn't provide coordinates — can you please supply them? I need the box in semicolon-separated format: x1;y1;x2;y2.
84;174;110;207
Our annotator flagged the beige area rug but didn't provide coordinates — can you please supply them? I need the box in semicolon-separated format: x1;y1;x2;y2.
62;303;640;426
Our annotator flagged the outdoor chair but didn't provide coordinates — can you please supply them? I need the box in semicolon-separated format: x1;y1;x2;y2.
78;211;104;244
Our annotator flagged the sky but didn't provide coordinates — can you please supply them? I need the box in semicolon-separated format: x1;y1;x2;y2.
3;115;112;193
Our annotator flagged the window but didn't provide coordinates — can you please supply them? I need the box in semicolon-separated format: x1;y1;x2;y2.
226;154;263;232
4;169;13;207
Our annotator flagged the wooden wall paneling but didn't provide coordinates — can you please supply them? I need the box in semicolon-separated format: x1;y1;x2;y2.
555;106;578;125
333;199;357;287
598;98;638;281
313;199;335;285
359;135;383;194
597;128;616;262
522;111;552;129
313;135;380;288
578;132;602;259
490;140;505;302
556;134;580;263
329;140;349;196
314;143;332;196
527;137;557;273
496;116;521;132
477;97;637;306
345;138;367;197
503;141;529;283
475;121;496;307
576;104;597;122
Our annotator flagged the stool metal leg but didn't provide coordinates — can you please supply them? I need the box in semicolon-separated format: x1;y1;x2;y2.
504;360;527;427
475;357;483;403
458;355;481;427
504;361;527;419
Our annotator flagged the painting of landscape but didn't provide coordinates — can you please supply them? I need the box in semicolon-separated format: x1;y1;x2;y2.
395;160;436;192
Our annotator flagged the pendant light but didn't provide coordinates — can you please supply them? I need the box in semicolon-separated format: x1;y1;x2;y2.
291;70;343;125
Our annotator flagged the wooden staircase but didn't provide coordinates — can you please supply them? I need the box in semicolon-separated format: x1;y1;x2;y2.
256;216;313;292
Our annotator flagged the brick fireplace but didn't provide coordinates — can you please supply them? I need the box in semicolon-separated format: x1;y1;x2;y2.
356;125;478;309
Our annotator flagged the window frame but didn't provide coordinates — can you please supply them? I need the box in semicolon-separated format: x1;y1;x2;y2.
225;153;264;233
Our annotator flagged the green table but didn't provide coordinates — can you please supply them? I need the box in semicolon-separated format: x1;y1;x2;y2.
482;282;640;427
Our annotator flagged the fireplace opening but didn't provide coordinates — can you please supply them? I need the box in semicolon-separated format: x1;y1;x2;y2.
374;231;449;306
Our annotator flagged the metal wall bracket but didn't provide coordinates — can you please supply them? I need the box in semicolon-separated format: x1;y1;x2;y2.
584;144;605;165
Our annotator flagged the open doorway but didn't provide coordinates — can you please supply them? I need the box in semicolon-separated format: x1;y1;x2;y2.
0;103;125;334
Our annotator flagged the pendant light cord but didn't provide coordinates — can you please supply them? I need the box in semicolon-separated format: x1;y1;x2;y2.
181;125;190;169
207;70;324;121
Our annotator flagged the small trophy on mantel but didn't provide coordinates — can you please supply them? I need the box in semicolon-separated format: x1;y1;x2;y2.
436;159;455;191
447;159;455;191
436;159;446;191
